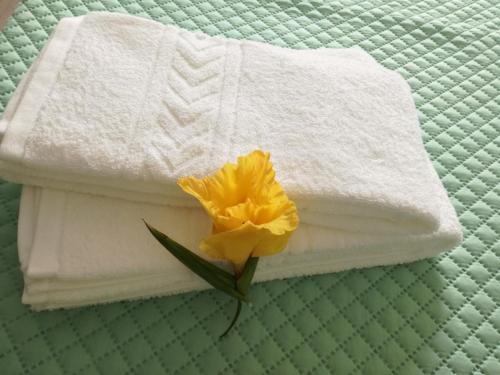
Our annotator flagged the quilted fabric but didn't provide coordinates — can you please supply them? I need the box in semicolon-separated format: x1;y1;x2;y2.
0;0;498;373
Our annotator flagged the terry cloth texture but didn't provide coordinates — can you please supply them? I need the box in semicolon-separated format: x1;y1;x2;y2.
0;12;460;236
0;12;461;309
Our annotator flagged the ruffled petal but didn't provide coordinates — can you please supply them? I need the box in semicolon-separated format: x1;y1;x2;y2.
200;220;295;271
178;150;299;267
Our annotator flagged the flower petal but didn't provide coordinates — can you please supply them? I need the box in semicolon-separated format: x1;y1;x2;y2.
200;221;294;270
178;150;300;268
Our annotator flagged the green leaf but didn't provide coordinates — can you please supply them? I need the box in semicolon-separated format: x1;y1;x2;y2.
144;221;247;302
237;257;259;295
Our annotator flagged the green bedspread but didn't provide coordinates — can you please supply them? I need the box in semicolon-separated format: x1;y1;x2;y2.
0;0;499;373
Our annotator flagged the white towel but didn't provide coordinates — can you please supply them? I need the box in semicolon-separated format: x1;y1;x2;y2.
19;185;461;310
0;12;462;309
1;12;448;235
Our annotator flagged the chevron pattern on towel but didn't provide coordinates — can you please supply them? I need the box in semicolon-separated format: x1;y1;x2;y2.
152;31;225;174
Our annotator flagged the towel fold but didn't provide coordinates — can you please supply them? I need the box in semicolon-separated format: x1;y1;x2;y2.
20;185;461;310
0;12;462;310
1;12;448;235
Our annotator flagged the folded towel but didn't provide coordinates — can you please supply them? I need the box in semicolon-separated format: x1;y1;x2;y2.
1;12;462;310
20;185;461;310
1;12;448;235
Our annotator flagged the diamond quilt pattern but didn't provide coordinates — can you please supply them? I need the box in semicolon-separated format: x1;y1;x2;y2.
0;0;499;374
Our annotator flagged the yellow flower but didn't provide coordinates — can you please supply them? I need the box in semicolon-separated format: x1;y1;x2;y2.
178;150;299;272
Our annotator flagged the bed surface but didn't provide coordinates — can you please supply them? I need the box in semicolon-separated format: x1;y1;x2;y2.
0;0;499;373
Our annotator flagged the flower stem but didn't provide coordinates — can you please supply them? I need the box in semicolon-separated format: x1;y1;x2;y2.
219;257;259;338
219;299;242;338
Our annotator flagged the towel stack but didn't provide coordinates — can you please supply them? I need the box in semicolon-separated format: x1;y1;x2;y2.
0;12;461;310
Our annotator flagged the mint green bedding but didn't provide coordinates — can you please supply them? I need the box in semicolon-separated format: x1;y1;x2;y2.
0;0;499;373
